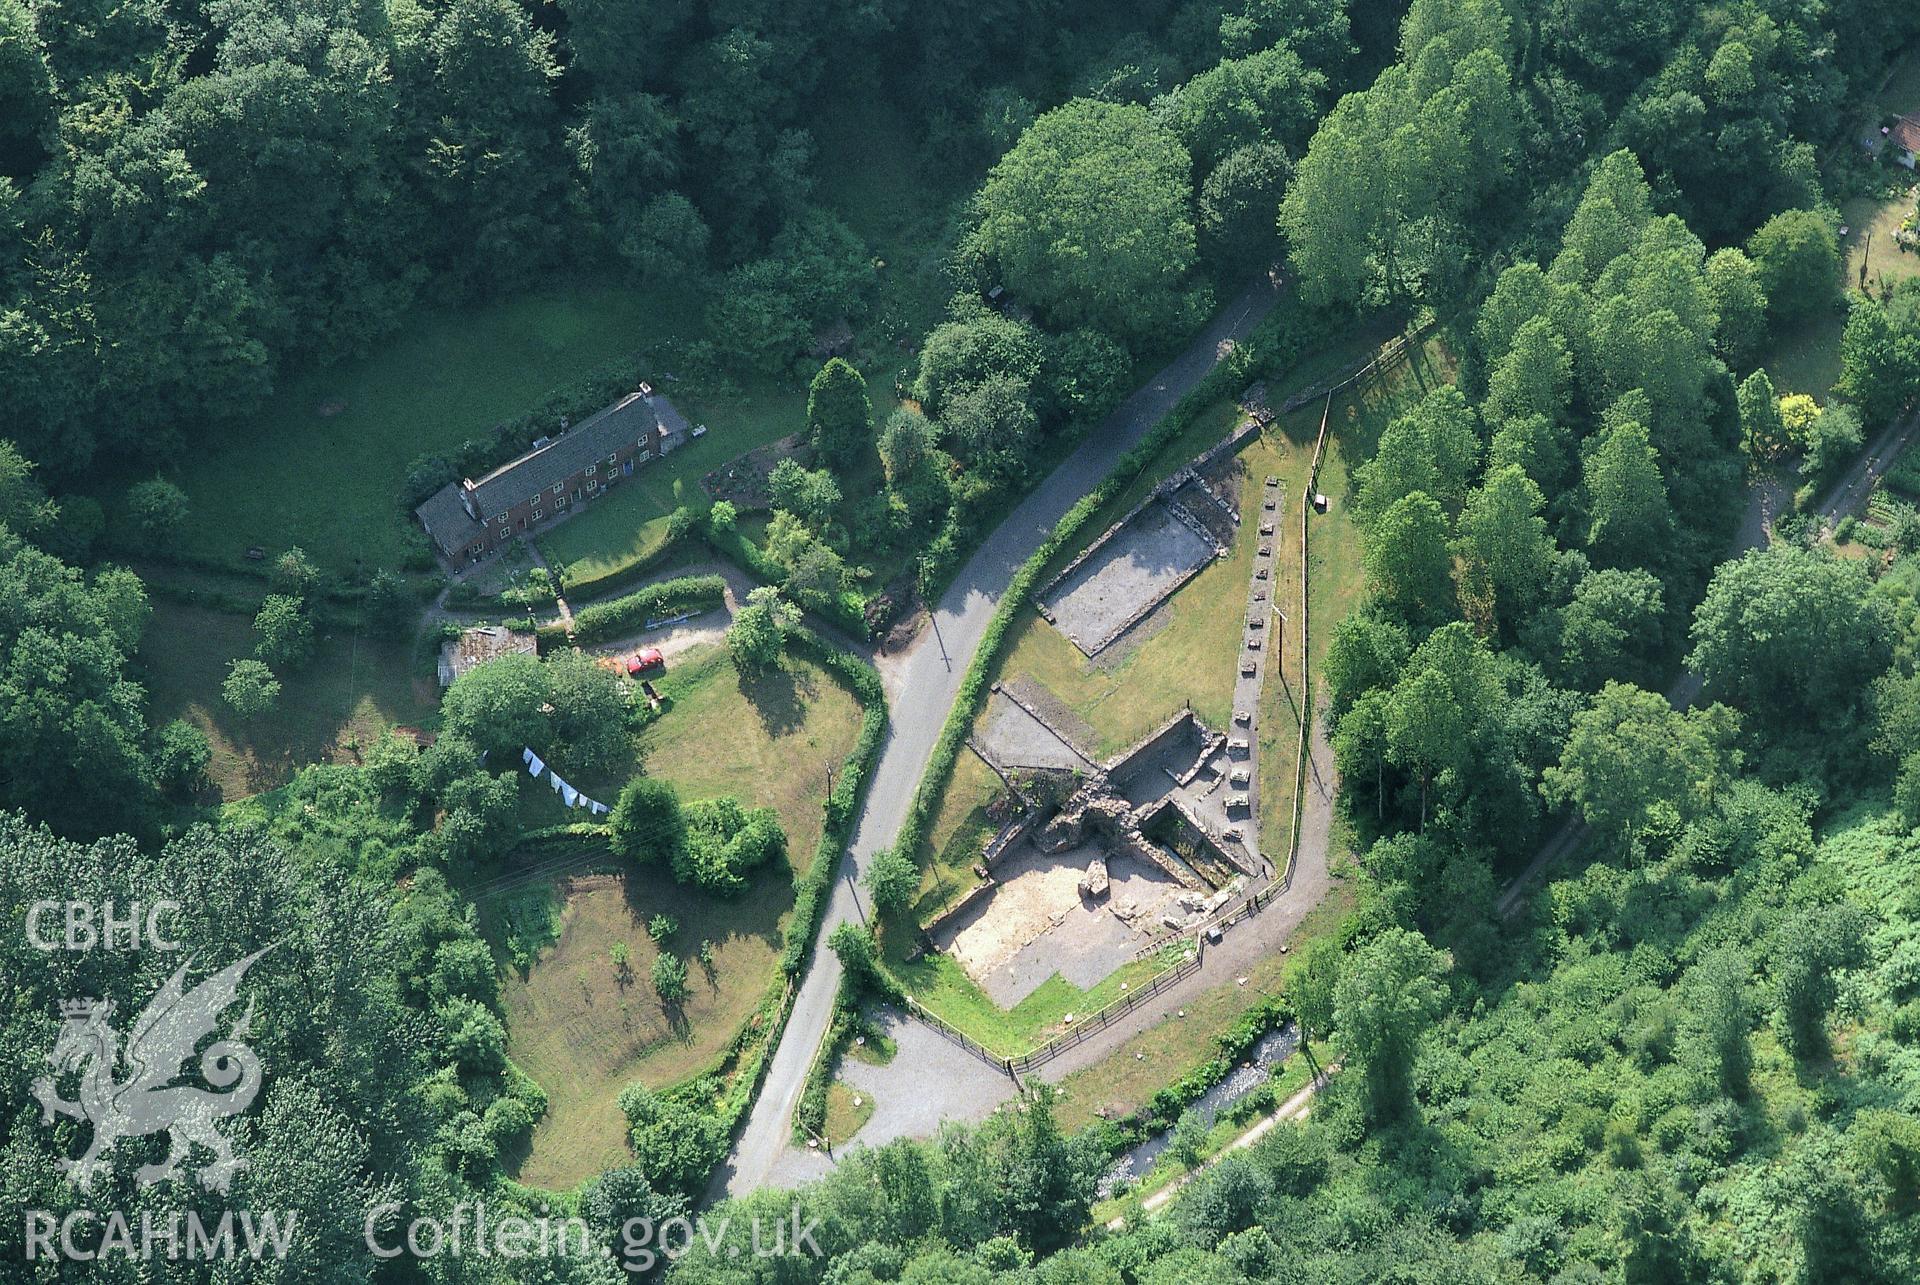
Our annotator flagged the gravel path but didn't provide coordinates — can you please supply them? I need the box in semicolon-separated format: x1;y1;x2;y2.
767;1008;1020;1184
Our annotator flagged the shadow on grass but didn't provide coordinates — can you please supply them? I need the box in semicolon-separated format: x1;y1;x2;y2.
736;657;817;737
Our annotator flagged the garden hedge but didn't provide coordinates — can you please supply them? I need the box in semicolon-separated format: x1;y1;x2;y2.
702;527;871;638
541;573;729;646
780;627;888;977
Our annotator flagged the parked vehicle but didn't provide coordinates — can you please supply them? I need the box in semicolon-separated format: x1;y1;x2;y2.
626;647;665;675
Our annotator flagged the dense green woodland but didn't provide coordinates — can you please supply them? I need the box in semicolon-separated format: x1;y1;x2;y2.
5;0;1920;1279
0;0;1369;483
676;0;1920;1280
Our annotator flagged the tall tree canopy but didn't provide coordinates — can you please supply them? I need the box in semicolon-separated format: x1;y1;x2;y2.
961;97;1203;347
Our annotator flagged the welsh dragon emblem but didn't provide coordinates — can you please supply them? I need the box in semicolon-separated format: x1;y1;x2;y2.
31;945;274;1194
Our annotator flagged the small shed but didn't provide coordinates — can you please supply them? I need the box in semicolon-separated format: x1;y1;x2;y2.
438;626;537;687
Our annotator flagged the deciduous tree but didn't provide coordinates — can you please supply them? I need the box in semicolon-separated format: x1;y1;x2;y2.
1363;492;1455;623
807;358;873;471
610;777;686;867
253;594;313;668
1332;927;1448;1122
1746;209;1837;324
1543;682;1740;850
1688;546;1894;725
222;657;281;719
963;98;1201;345
127;477;189;546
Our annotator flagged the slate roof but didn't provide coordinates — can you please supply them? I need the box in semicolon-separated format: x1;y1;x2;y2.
467;390;662;516
416;480;486;558
1892;114;1920;155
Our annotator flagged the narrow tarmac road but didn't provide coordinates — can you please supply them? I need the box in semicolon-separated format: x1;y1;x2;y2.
708;277;1285;1199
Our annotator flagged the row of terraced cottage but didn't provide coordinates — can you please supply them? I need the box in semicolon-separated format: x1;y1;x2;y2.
414;382;692;568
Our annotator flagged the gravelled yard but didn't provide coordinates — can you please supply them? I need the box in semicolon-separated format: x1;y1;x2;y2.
1041;500;1216;655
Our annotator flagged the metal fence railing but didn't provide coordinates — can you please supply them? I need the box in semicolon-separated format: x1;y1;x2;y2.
902;940;1206;1078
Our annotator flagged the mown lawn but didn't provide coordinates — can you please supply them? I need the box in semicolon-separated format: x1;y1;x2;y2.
138;598;436;800
1846;188;1920;295
535;384;806;585
1766;183;1920;403
886;940;1189;1059
912;745;1004;921
1267;336;1447;854
1052;886;1351;1134
822;1080;876;1147
983;400;1249;755
1759;309;1849;404
487;642;867;1189
118;283;695;578
487;866;788;1190
634;645;865;872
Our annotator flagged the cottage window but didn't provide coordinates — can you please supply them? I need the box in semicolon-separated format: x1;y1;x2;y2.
551;483;563;496
607;453;617;467
586;463;596;476
532;508;543;521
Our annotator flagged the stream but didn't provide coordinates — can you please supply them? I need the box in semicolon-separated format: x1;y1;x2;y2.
1097;1021;1300;1199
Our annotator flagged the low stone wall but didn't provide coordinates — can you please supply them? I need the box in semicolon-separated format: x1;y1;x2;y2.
1106;707;1207;780
982;807;1044;871
922;876;998;943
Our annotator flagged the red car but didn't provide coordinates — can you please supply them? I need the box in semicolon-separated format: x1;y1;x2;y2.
626;647;665;675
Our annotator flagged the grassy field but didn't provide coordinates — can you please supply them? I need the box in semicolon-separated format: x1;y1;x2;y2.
488;867;788;1189
635;646;864;872
886;941;1189;1059
1052;885;1351;1134
1762;49;1920;402
986;402;1249;757
1264;337;1447;855
489;643;866;1189
540;86;976;592
117;284;696;578
138;598;436;800
1760;309;1850;403
1845;188;1920;294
